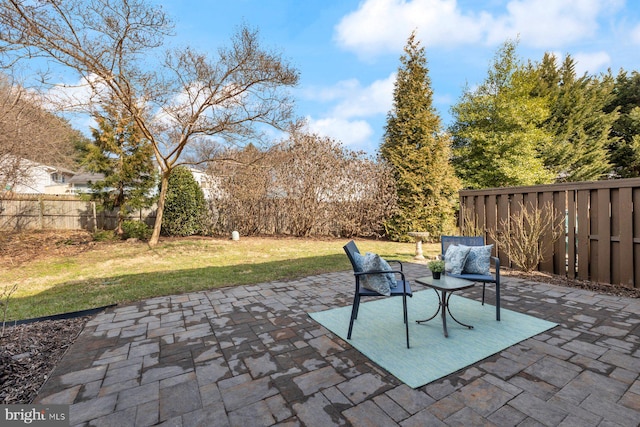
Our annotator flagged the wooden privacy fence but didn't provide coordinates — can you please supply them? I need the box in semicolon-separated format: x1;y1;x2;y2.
460;177;640;289
0;195;156;231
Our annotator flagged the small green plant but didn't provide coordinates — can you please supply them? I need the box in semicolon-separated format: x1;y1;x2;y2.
92;229;117;242
122;220;152;240
427;259;445;272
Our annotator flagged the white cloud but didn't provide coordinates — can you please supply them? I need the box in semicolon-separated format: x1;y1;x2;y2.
45;73;108;112
330;73;396;119
573;51;611;75
302;74;395;119
335;0;490;58
631;24;640;45
335;0;622;57
307;116;375;150
487;0;608;48
300;74;397;151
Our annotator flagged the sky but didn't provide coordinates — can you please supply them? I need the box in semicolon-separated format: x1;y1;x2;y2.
57;0;640;156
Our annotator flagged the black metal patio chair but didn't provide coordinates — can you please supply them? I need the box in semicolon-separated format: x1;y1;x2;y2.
343;240;413;348
441;235;501;321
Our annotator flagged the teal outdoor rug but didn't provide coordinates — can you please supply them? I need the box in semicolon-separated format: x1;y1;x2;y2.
309;290;557;388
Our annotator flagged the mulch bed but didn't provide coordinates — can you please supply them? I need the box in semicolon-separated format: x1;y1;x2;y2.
502;269;640;299
1;317;88;404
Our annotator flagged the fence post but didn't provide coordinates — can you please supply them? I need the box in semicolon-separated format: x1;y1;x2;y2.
38;195;45;229
91;201;97;232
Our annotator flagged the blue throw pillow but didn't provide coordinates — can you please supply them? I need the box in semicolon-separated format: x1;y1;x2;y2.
444;244;471;275
460;244;493;275
359;252;397;296
351;251;365;273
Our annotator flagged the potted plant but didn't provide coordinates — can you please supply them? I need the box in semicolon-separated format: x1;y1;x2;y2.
427;259;445;280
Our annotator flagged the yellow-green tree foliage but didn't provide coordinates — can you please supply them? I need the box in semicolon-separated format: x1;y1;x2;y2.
450;40;554;189
381;33;460;241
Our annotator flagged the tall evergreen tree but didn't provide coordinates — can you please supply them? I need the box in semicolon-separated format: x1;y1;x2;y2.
381;33;460;241
450;40;554;189
79;101;157;234
536;54;615;182
605;70;640;177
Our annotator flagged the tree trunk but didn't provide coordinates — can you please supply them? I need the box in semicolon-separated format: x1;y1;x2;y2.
149;171;169;246
116;208;124;236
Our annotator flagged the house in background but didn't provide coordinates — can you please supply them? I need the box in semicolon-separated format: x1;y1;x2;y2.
188;167;219;200
66;172;105;194
3;158;212;197
1;157;103;195
1;157;75;194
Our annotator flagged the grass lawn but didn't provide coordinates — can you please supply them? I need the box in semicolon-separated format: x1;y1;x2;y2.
1;236;440;321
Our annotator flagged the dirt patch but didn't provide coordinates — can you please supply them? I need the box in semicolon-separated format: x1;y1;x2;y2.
0;229;99;267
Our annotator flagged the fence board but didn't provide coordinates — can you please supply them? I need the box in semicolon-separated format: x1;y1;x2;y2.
617;187;634;288
475;196;485;237
497;194;509;266
567;190;577;279
577;190;590;280
597;189;611;284
460;177;640;289
553;191;567;275
539;191;554;273
485;196;497;256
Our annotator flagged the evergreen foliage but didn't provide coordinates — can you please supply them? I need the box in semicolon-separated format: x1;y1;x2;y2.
381;33;460;241
162;166;209;237
79;101;157;235
606;70;640;177
450;40;554;189
535;54;616;182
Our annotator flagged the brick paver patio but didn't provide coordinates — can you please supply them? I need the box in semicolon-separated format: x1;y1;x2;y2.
34;263;640;426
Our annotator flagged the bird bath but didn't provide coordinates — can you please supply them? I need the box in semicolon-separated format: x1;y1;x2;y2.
408;231;430;260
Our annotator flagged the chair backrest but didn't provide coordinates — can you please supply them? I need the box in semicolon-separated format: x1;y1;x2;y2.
441;235;485;257
343;240;362;272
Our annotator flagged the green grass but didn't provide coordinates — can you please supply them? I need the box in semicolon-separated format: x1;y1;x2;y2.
1;237;440;321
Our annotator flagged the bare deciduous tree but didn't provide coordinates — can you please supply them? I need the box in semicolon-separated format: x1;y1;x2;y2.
210;131;397;237
0;0;299;245
0;74;81;193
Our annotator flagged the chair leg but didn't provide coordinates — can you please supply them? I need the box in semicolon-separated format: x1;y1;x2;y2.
481;284;486;305
347;294;360;339
495;282;501;321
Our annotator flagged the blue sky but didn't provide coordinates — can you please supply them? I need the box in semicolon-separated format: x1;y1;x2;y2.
60;0;640;156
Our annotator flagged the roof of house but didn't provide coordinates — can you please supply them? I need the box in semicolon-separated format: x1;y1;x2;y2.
68;172;105;184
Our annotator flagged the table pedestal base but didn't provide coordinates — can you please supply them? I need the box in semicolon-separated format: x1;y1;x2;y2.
416;288;474;337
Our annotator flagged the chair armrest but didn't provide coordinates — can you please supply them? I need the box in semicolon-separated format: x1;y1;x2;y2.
354;269;406;281
386;259;404;271
491;256;500;277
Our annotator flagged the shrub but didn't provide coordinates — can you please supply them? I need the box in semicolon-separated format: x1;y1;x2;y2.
209;133;396;237
161;166;210;237
121;220;152;240
92;229;117;242
489;201;564;272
